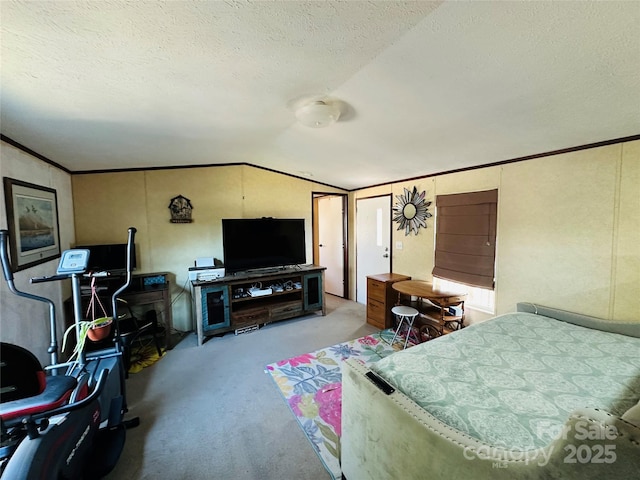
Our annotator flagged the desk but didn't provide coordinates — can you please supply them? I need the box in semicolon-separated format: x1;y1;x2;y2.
64;272;174;350
121;284;173;350
392;280;466;334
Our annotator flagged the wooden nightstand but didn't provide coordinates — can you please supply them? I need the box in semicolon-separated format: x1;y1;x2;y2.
366;273;411;329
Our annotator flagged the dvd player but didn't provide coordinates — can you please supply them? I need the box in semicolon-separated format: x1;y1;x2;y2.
248;287;272;297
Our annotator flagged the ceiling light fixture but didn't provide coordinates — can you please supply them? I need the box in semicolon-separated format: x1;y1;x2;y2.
295;100;341;128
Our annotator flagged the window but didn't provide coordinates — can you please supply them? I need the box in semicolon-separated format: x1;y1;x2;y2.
432;189;498;289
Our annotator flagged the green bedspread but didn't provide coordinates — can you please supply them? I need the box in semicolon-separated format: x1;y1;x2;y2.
371;312;640;450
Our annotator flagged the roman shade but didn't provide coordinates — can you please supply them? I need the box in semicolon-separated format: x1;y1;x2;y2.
432;189;498;289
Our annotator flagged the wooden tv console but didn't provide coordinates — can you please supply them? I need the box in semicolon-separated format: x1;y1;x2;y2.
191;265;326;346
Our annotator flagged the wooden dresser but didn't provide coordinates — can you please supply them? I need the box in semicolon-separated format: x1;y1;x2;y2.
366;273;411;329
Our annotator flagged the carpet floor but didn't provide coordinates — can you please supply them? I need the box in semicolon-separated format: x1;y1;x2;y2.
265;328;412;479
103;296;385;480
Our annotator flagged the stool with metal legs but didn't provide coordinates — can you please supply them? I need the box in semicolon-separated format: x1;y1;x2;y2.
390;305;420;349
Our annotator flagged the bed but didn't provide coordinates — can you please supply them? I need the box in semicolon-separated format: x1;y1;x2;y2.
341;303;640;480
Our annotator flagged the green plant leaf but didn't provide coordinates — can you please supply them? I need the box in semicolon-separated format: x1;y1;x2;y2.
317;357;338;366
316;421;339;443
325;441;338;458
62;320;93;360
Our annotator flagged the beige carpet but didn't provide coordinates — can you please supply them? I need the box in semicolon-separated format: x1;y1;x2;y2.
104;295;377;480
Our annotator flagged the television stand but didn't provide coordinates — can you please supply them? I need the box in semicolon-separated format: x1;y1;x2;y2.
191;265;326;346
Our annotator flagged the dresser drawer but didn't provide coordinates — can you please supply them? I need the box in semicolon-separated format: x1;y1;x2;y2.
367;278;386;302
366;274;411;330
367;298;386;326
270;301;304;321
232;306;269;326
367;317;385;329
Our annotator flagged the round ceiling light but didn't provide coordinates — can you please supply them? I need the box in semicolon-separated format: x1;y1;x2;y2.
296;100;341;128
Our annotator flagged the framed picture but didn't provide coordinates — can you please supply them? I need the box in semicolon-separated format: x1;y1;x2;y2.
3;177;61;271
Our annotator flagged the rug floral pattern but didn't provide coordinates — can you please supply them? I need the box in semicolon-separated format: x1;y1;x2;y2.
265;329;409;480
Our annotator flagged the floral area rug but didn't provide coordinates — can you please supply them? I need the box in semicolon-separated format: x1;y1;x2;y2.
265;329;412;479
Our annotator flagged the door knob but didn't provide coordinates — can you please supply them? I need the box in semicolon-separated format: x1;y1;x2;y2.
383;253;389;258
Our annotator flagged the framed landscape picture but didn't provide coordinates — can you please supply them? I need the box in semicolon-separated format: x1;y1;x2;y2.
3;177;61;271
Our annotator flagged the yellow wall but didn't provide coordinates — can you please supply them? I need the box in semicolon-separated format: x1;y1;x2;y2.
4;137;637;362
72;165;345;330
1;141;76;365
352;140;639;322
615;141;640;320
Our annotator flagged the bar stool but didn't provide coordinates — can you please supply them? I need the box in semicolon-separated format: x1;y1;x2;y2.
390;305;420;349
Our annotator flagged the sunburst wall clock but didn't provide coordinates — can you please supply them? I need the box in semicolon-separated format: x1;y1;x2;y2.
392;186;432;235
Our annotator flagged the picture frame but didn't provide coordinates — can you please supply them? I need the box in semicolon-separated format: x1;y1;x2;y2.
3;177;61;271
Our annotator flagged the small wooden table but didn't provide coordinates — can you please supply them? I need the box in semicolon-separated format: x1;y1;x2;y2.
391;280;466;336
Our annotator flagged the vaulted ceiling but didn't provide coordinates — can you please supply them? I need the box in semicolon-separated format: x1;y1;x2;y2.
1;1;639;190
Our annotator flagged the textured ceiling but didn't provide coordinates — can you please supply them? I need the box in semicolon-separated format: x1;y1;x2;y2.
1;1;639;190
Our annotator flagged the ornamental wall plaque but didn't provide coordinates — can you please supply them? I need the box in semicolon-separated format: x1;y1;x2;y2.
392;186;432;235
168;195;193;223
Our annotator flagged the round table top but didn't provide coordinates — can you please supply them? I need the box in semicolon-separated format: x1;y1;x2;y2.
391;280;465;300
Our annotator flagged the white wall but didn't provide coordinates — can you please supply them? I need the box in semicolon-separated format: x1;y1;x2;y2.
0;141;75;365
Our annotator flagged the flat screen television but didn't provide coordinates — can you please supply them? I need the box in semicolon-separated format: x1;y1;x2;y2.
222;218;306;273
75;243;137;273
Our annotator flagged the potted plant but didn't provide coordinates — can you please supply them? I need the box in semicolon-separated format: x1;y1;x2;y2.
62;276;113;360
62;316;113;360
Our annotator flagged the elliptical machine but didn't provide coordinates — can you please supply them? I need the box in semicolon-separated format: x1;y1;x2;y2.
0;227;138;479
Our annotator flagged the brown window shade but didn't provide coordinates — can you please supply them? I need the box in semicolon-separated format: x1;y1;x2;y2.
432;189;498;289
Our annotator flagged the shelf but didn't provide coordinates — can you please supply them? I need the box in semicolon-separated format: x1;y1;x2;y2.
231;287;303;304
233;293;301;311
410;300;465;336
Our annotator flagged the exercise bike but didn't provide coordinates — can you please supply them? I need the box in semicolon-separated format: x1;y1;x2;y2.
0;227;139;479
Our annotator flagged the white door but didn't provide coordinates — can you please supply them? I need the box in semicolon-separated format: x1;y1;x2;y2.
318;195;344;296
356;195;391;304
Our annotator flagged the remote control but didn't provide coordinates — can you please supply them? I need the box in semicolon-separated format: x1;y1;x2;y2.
365;371;395;395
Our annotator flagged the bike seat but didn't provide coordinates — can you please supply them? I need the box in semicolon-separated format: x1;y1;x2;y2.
0;375;77;422
0;343;77;423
